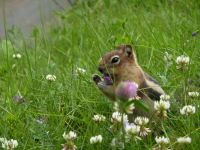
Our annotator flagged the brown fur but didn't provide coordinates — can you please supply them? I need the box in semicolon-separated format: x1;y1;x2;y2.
93;44;165;118
99;45;145;85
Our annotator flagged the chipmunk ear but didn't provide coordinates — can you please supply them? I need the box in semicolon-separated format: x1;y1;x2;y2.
116;44;134;58
124;45;133;57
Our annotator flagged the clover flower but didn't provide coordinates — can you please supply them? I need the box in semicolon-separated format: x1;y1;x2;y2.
62;131;77;150
0;138;6;143
12;53;22;59
164;52;172;62
111;112;128;124
90;135;103;144
154;100;170;118
180;105;195;115
111;111;122;123
155;136;170;145
74;67;86;76
155;136;170;150
63;131;77;141
110;138;117;147
188;92;199;98
124;122;141;142
113;102;120;111
134;117;149;126
177;136;191;144
46;74;56;82
0;138;18;150
176;55;190;70
138;126;151;137
164;52;173;67
160;94;170;101
154;100;170;110
116;81;138;100
92;114;106;122
125;123;140;135
176;55;190;65
125;101;135;114
134;117;151;137
110;138;124;149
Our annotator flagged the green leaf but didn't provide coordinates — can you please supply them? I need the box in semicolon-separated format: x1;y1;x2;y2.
124;100;149;112
134;100;149;112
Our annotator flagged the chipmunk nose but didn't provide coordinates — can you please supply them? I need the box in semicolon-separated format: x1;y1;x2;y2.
98;66;104;74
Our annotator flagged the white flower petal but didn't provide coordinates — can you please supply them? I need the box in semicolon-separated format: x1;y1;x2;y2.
180;105;195;115
90;135;103;144
177;136;191;144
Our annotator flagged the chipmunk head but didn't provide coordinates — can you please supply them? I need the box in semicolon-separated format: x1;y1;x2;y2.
98;44;138;83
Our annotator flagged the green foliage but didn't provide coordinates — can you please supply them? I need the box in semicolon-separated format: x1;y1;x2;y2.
0;0;199;149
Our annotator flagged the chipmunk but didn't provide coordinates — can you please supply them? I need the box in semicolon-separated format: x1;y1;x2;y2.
92;44;165;118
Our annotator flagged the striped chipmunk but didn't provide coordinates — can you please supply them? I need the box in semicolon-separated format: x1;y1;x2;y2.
92;44;165;119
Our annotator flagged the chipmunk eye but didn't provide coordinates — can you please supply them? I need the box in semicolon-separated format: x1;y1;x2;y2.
111;55;120;64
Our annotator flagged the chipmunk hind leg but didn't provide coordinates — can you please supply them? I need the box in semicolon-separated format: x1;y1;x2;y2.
135;77;165;117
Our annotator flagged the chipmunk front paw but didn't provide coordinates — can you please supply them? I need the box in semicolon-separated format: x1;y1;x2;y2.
92;74;102;85
92;74;113;87
92;74;116;100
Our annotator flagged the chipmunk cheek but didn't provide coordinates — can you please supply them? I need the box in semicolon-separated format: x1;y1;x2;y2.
110;68;115;74
110;68;118;77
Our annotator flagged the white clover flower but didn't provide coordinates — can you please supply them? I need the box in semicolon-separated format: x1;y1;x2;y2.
92;114;106;122
160;94;170;101
176;55;190;70
138;127;151;137
155;136;170;145
176;55;190;64
63;131;77;141
177;136;191;144
125;123;140;135
154;100;170;110
110;138;117;147
0;138;7;143
134;117;151;137
90;135;103;144
113;102;120;111
125;101;135;114
180;105;195;115
75;67;86;75
154;100;170;118
164;52;173;67
0;138;18;150
46;74;56;82
111;112;128;124
188;92;199;98
12;53;22;59
164;52;172;61
110;138;124;149
111;111;121;123
134;117;149;126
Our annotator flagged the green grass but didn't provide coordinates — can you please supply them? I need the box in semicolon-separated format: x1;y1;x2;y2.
0;0;200;149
